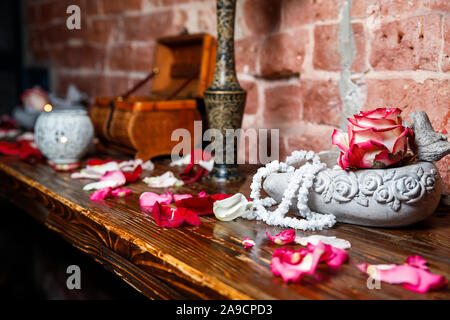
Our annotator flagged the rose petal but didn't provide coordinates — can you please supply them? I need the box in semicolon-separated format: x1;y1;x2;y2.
151;202;185;228
308;242;348;268
406;255;428;270
83;178;125;191
213;193;252;221
143;171;184;188
352;125;405;153
344;140;388;169
176;193;232;215
119;159;142;172
331;129;350;152
373;149;404;168
123;164;142;183
358;108;402;123
183;209;202;226
198;191;207;198
169;154;191;167
139;191;173;211
142;160;155;171
173;194;193;201
199;159;214;171
295;235;351;249
111;188;132;198
392;127;413;155
270;245;324;283
357;256;448;293
89;187;112;201
243;237;255;249
180;163;209;184
350;115;400;130
266;230;296;245
0;141;21;155
71;171;102;179
86;161;121;175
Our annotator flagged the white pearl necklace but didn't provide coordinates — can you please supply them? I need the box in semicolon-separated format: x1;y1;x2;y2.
244;150;336;231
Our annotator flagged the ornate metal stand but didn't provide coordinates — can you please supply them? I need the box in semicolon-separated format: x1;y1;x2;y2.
204;0;246;183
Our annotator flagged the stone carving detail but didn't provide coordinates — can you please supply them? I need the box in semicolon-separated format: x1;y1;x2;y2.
312;167;438;212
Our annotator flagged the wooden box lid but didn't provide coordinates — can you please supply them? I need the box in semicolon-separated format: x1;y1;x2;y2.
151;33;216;100
94;33;216;111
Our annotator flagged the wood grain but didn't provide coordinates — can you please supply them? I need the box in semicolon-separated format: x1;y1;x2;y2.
0;154;449;300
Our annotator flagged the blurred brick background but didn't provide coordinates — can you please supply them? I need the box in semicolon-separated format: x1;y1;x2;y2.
23;0;449;193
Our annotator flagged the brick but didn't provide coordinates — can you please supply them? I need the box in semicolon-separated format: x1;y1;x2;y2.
235;36;261;74
365;79;450;133
99;0;143;14
370;14;442;71
240;80;259;115
313;23;366;72
284;123;336;155
63;44;106;70
259;30;308;78
423;0;450;11
442;17;450;72
86;17;117;44
57;73;130;97
282;0;341;28
108;43;155;72
264;85;302;126
299;80;342;127
38;0;86;23
197;3;217;35
85;0;102;16
243;0;281;36
124;11;177;41
28;27;48;61
351;0;420;18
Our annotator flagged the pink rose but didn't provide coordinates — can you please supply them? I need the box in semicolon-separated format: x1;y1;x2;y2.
332;108;414;170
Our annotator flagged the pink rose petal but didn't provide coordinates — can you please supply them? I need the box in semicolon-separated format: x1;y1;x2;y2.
89;187;112;201
243;237;255;249
406;255;428;270
111;188;132;198
139;191;173;211
173;194;193;201
270;241;348;284
357;255;447;293
266;229;296;245
331;129;350;152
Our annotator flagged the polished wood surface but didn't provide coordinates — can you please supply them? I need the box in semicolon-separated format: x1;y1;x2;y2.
0;153;449;299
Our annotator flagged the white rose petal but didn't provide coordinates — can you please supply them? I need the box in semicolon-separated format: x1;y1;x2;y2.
199;159;214;171
82;179;124;191
213;193;252;222
169;154;191;167
295;235;351;249
143;171;184;188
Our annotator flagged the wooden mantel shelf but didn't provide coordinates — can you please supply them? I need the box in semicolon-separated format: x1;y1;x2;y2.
0;153;449;300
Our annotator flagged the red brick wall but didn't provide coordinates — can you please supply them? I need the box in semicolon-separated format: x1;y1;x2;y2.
24;0;449;193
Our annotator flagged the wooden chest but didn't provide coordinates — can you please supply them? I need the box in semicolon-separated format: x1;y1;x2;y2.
89;33;216;161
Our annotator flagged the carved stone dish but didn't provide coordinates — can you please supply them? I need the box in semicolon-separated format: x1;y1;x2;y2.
264;154;442;227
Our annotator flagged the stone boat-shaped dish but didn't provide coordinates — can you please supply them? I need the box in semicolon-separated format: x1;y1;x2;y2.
264;152;443;228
